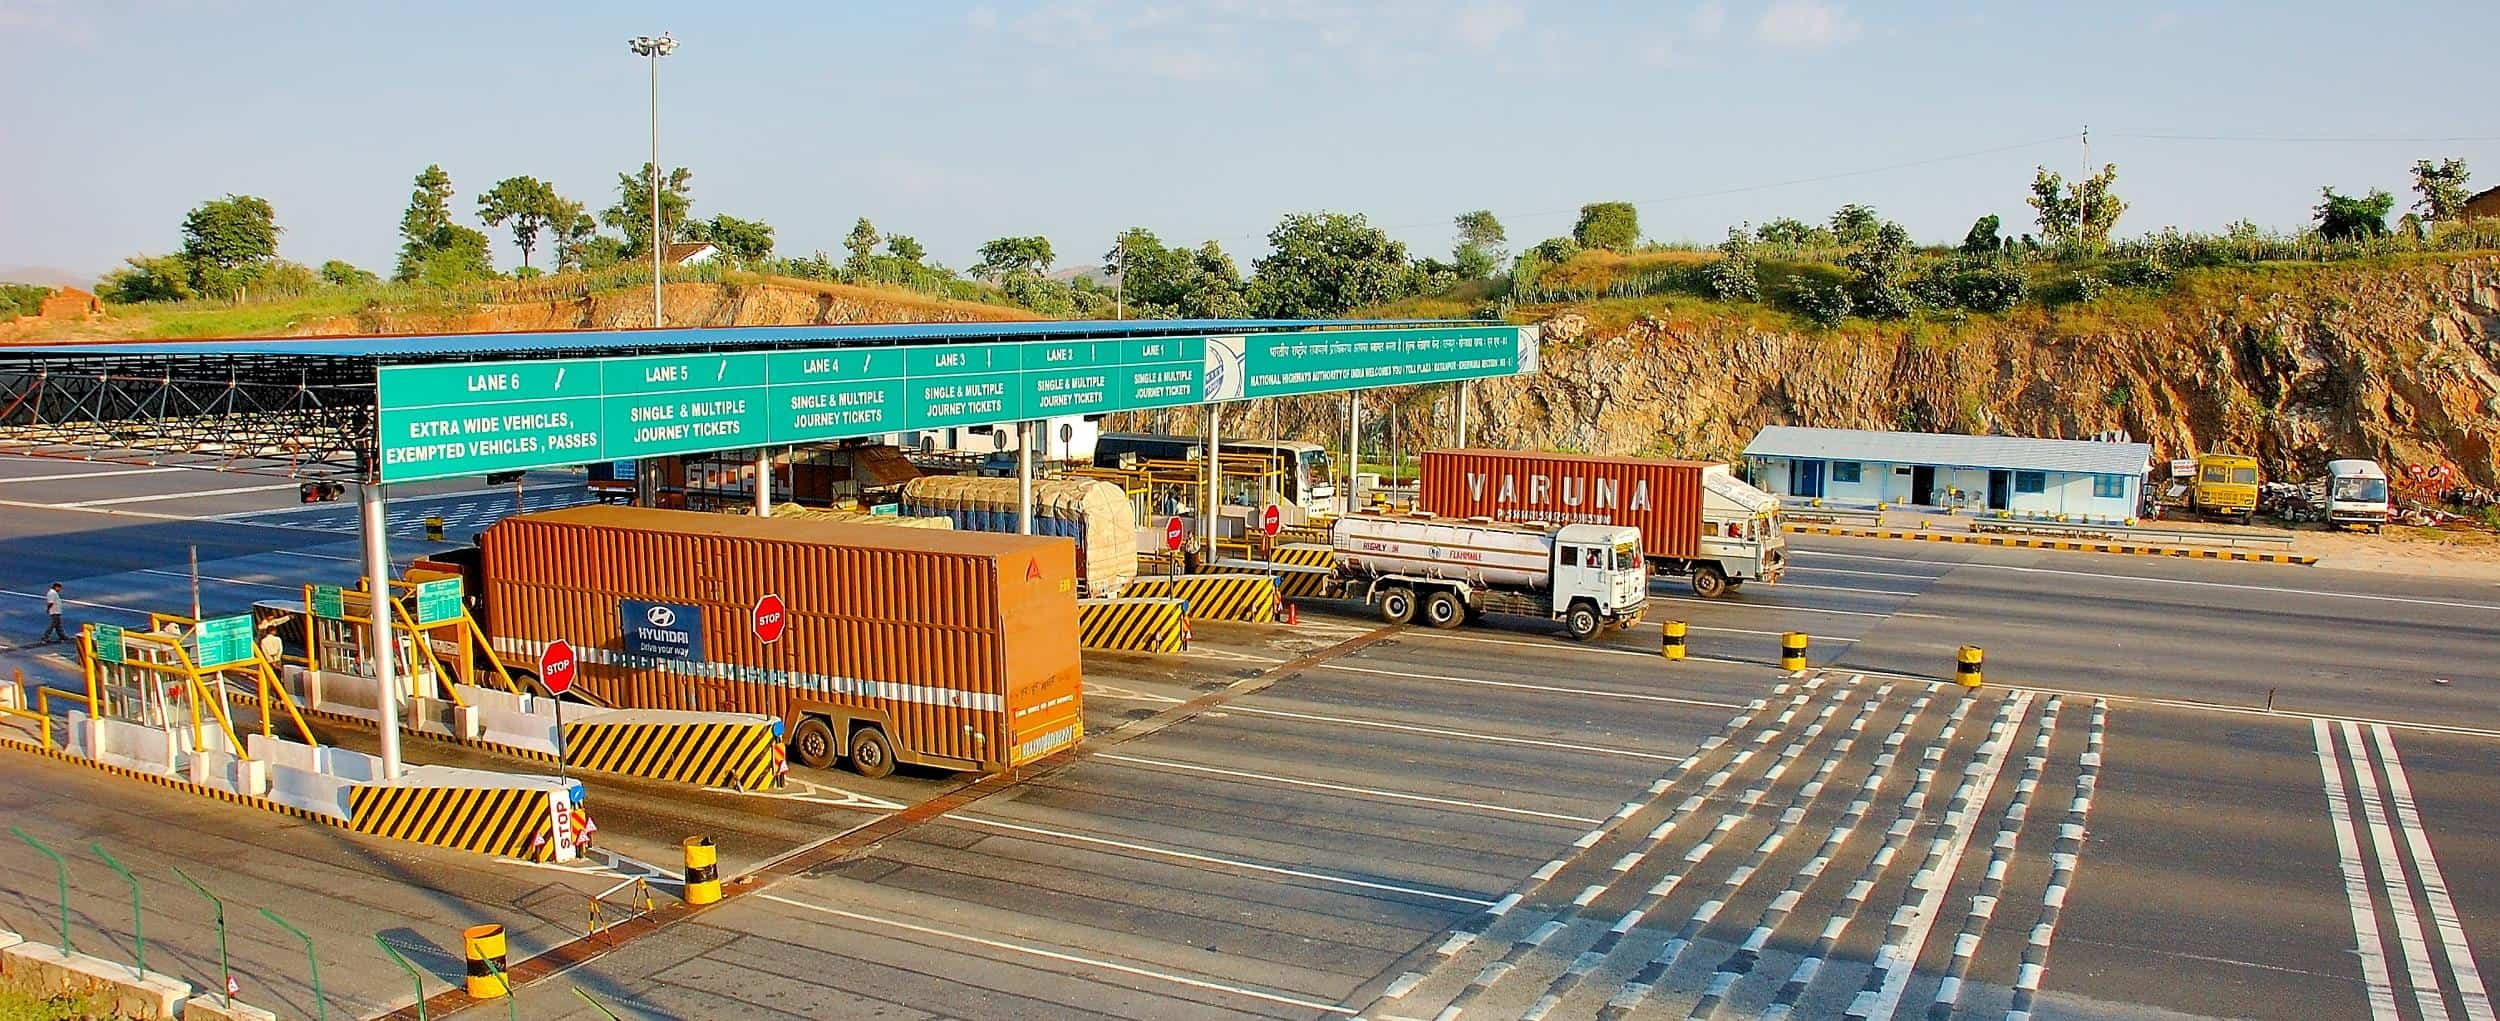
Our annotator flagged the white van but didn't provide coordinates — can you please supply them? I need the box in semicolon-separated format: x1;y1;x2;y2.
2324;459;2390;532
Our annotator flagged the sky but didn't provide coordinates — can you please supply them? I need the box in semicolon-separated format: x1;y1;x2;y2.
2;0;2495;284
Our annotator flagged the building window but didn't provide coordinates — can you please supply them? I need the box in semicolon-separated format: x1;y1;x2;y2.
2013;470;2047;494
1831;461;1862;484
2092;474;2126;499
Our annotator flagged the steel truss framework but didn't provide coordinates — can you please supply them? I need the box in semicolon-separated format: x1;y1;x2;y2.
0;354;376;480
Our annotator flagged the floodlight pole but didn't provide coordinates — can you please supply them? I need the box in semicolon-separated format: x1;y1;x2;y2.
631;33;677;328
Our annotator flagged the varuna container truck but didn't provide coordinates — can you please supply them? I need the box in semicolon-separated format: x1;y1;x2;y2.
446;506;1085;778
1419;449;1786;598
1332;510;1648;640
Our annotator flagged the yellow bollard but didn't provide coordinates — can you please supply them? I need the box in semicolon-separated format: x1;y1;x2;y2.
1661;621;1686;661
683;835;721;905
1957;645;1984;689
1780;632;1808;672
424;515;446;541
462;923;508;999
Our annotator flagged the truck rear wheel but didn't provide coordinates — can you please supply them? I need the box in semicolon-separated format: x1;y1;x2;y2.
848;725;896;779
1690;564;1730;599
1565;604;1601;641
791;717;836;770
1379;587;1417;626
1422;590;1466;629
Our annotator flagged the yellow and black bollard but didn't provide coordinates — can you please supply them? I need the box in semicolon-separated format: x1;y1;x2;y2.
683;835;721;905
1957;645;1984;689
1780;631;1808;672
1661;620;1687;661
462;923;509;999
424;515;446;541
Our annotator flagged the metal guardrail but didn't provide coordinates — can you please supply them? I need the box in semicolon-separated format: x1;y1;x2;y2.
1779;504;1883;526
1967;518;2295;549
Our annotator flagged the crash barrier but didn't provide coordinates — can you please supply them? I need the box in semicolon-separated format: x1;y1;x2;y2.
1781;631;1808;672
1786;523;2319;564
683;836;721;905
1958;645;1985;688
1970;516;2295;548
1268;542;1336;569
1661;620;1686;661
1121;573;1279;624
344;767;584;862
1779;503;1885;527
463;924;508;999
1076;597;1188;654
560;710;784;792
1207;558;1337;600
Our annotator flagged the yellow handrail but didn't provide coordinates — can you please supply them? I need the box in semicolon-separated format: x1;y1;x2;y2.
383;597;468;709
245;647;320;749
459;610;523;694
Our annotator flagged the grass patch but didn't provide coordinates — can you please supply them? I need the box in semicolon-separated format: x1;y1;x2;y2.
0;982;109;1021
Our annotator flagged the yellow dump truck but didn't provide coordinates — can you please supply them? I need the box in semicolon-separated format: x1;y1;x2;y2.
2191;453;2261;523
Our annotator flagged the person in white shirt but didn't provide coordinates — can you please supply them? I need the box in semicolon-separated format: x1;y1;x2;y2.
39;583;68;644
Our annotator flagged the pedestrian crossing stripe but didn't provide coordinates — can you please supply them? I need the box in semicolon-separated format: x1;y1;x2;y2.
1077;597;1187;653
1121;574;1278;624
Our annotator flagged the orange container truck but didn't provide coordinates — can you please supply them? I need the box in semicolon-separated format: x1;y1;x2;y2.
451;505;1084;777
1419;449;1787;598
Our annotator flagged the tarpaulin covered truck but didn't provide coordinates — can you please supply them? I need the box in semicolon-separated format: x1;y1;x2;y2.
448;506;1084;777
1419;449;1786;598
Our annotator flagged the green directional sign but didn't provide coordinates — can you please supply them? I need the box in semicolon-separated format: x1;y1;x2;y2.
373;324;1530;483
92;623;125;665
413;577;463;627
311;583;344;620
193;614;255;670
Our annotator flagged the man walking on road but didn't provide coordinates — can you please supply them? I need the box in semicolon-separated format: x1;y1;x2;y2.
39;583;68;644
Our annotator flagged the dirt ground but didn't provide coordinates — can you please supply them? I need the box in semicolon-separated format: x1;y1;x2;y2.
2280;523;2500;582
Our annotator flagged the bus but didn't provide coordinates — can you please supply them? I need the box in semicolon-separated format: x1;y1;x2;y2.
1093;433;1336;519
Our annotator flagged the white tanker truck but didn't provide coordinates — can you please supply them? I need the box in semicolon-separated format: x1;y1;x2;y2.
1331;511;1649;640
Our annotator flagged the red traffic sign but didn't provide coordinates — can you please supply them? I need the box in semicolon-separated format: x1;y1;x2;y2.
540;639;577;695
1261;503;1283;536
753;592;787;644
1164;516;1186;551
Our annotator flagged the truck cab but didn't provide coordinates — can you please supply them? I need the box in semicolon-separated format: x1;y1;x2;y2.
1691;465;1786;598
1550;524;1651;636
2324;459;2390;532
2192;453;2261;523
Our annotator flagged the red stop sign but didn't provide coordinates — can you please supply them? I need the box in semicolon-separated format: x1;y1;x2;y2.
1164;516;1185;551
540;639;577;695
1261;503;1282;536
753;593;787;644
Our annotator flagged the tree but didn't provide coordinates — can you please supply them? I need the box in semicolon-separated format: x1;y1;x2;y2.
476;176;572;270
1755;218;1830;248
2412;158;2472;222
973;236;1055;281
687;213;775;264
396;165;493;283
2028;164;2126;253
319;260;377;287
1108;228;1249;318
1842;221;1915;319
554;212;619;273
1452;210;1507;278
844;218;881;275
96;255;196;303
600;163;694;257
1706;228;1761;302
179;194;281;297
1828;204;1881;247
1571;202;1640;252
1960;214;2003;254
886;234;925;264
2315;187;2395;241
1247;212;1412;318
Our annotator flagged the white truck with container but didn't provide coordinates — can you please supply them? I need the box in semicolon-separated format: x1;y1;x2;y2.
1331;511;1649;640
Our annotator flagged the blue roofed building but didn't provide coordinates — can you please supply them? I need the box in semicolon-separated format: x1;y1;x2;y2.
1741;426;2154;522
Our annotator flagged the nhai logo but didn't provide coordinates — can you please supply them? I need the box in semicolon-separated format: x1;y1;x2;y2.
1202;337;1246;402
644;604;677;628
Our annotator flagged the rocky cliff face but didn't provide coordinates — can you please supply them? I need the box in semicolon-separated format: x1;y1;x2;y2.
1235;257;2500;487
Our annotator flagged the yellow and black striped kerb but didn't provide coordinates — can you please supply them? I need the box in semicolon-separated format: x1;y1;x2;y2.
1077;597;1188;653
1784;524;2320;564
1270;542;1335;569
683;835;721;905
560;719;783;792
463;923;509;999
1780;631;1808;672
1123;574;1280;624
347;783;557;861
1958;645;1985;688
1208;559;1337;599
1661;620;1686;661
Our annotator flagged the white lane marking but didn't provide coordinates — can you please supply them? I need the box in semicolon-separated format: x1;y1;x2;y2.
955;814;1495;907
1083;683;1188;704
2316;719;2403;1021
1864;690;2034;1019
1792;548;2500;613
2344;720;2454;1021
267;549;363;564
1226;705;1676;761
1649;593;1899;619
136;568;300;593
1785;564;1947;582
208;481;587;520
1318;662;1746;710
0;466;190;484
0;496;207;522
2368;725;2498;1021
1772;581;1920;597
1;588;151;616
756;893;1357;1015
63;482;305;507
1096;753;1602;824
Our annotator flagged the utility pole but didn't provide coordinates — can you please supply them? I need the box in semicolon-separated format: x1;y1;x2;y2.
630;32;678;328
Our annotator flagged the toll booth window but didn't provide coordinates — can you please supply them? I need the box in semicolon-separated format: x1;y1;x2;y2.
2013;471;2047;494
1830;461;1862;484
2092;474;2126;498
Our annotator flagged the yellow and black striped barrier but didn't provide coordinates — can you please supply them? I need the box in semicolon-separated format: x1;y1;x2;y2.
1780;631;1808;672
347;783;560;861
1123;573;1279;624
1785;524;2318;564
1661;620;1686;661
1077;596;1187;654
683;836;721;905
1207;558;1338;600
1275;524;1331;548
1269;543;1336;569
1958;645;1984;688
560;717;784;792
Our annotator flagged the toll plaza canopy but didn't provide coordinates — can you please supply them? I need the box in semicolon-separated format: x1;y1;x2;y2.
0;318;1539;482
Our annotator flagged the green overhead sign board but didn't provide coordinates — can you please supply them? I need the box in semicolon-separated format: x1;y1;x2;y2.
375;324;1534;483
92;623;125;665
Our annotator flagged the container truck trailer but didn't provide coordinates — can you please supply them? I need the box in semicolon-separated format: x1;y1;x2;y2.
1419;449;1785;598
440;505;1085;778
1332;511;1648;640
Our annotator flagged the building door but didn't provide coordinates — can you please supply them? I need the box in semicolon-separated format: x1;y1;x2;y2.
1790;459;1825;499
1912;466;1936;505
1986;470;2011;511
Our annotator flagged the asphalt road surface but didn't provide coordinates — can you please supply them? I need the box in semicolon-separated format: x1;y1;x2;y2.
0;451;2494;1020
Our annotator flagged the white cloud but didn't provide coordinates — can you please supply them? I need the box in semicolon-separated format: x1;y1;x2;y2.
1690;0;1725;39
1453;1;1524;50
964;5;999;31
1755;0;1858;48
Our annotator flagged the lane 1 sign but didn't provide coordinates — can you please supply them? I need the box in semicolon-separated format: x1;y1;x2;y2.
540;639;577;695
1261;503;1282;536
1164;516;1185;551
753;593;786;644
